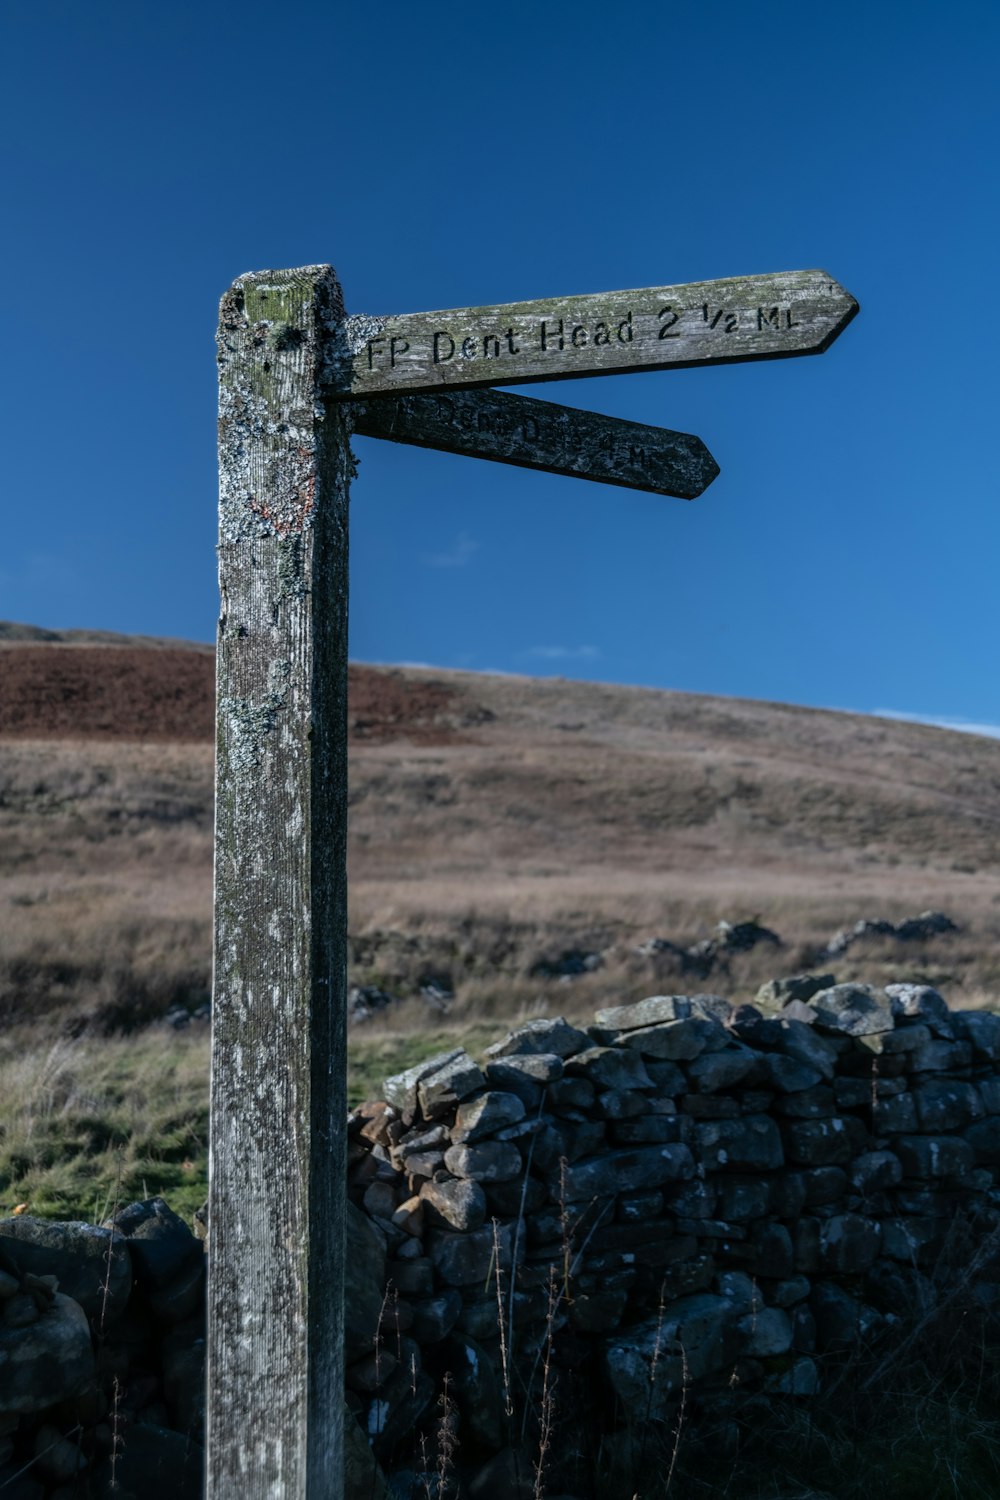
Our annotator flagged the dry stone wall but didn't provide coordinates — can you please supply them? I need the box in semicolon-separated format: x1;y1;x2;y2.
4;979;1000;1498
347;981;1000;1488
0;1199;205;1499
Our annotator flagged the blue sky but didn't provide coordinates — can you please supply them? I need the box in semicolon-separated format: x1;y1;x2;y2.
2;0;997;729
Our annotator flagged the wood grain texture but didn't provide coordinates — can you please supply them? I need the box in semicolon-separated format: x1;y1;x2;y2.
351;388;719;499
211;265;350;1499
326;269;858;400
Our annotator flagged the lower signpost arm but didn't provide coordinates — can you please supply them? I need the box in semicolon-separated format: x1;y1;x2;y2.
352;387;719;500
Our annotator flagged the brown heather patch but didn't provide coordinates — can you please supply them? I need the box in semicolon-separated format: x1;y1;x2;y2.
0;645;215;741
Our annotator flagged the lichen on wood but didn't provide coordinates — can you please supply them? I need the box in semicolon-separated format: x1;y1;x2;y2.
211;265;350;1499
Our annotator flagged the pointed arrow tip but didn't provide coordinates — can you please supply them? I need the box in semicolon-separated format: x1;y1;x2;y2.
689;442;721;498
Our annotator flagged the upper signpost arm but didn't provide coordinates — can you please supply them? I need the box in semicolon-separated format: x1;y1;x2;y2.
324;269;859;400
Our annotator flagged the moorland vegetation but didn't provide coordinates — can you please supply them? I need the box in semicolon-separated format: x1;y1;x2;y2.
4;627;1000;1494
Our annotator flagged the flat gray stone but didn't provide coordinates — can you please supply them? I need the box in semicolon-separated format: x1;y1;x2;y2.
953;1010;1000;1060
849;1151;903;1194
645;1060;688;1094
819;1213;881;1273
345;1201;387;1362
605;1293;740;1418
445;1332;505;1451
873;1091;918;1133
880;1216;948;1263
146;1254;205;1323
884;983;954;1037
977;1078;1000;1115
779;1019;840;1079
769;1275;812;1307
482;1061;545;1109
564;1046;654;1091
810;1283;881;1351
809;984;894;1037
547;1076;596;1110
687;1047;760;1093
366;1365;436;1457
443;1140;523;1183
428;1222;517;1287
690;994;734;1023
964;1117;1000;1165
908;1039;972;1072
784;1117;863;1167
764;1054;824;1093
345;1403;388;1499
713;1176;769;1222
756;974;837;1009
419;1177;487;1232
382;1049;463;1113
110;1199;201;1293
738;1305;793;1356
610;1117;682;1145
696;1115;784;1172
0;1217;131;1327
0;1292;93;1414
859;1022;932;1056
452;1091;526;1143
409;1288;462;1343
594;995;692;1032
799;1166;849;1206
912;1079;984;1132
716;1270;763;1315
615;1016;725;1062
485;1017;591;1060
894;1135;974;1181
596;1088;650;1120
485;1052;564;1084
418;1052;486;1118
560;1144;694;1201
749;1222;794;1278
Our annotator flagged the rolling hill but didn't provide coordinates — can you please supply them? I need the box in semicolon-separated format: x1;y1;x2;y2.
2;623;999;1033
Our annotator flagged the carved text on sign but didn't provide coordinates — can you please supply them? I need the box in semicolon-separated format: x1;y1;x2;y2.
325;270;858;400
364;301;809;373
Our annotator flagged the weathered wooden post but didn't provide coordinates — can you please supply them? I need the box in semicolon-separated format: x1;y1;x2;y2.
210;265;350;1497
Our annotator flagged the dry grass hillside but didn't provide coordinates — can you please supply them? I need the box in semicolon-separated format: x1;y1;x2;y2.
2;623;1000;1037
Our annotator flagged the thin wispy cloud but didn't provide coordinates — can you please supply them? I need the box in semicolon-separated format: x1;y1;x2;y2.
422;531;479;569
523;645;603;662
871;709;1000;741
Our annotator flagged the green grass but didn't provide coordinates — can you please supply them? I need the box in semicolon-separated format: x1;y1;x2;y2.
345;1020;503;1108
0;1016;502;1223
0;1027;211;1221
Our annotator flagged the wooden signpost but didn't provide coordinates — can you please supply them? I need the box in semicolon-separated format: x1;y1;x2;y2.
209;263;857;1499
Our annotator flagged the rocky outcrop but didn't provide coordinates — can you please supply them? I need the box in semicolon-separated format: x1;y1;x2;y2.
822;909;958;957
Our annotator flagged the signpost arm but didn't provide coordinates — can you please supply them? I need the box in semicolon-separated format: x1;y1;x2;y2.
353;388;720;500
210;264;350;1499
